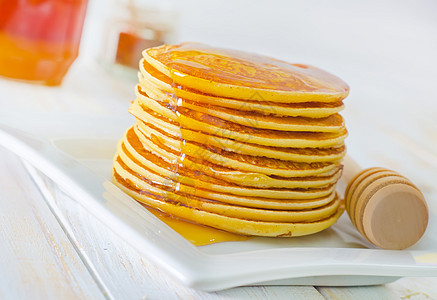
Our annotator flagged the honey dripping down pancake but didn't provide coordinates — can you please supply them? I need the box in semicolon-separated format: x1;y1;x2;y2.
112;42;350;242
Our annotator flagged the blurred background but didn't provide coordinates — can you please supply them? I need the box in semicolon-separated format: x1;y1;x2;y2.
54;0;437;119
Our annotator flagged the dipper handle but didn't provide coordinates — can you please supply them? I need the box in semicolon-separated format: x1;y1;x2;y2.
342;156;428;250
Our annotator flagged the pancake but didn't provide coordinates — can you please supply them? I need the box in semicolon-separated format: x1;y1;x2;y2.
137;119;346;163
135;85;345;133
114;160;342;222
113;170;345;237
122;127;342;188
143;43;349;103
113;153;338;210
129;100;348;148
112;42;349;238
116;133;337;199
117;129;341;198
138;62;345;118
131;126;342;180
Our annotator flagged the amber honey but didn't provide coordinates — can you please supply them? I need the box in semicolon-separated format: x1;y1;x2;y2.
147;43;349;96
0;0;88;85
148;208;249;246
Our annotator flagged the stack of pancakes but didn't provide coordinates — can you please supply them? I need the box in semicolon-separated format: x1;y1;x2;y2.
112;43;349;237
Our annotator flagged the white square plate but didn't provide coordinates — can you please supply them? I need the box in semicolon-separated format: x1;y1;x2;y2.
1;112;436;291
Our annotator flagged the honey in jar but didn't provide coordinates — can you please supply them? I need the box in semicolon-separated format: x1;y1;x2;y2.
0;0;88;86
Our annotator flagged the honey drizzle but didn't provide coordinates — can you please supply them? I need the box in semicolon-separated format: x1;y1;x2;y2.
141;45;258;245
153;43;349;93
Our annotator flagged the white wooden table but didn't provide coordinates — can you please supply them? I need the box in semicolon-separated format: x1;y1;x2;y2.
1;1;436;298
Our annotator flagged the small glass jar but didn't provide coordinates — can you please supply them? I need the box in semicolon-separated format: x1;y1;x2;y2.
101;0;177;76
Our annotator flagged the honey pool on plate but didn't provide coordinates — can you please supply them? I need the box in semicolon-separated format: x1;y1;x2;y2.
112;42;349;245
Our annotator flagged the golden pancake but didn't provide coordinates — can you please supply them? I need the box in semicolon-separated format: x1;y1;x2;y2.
137;120;345;163
113;170;344;237
119;129;341;190
135;85;345;133
114;152;338;206
113;152;338;209
131;126;341;181
114;161;341;222
115;134;337;199
129;100;348;148
143;43;349;103
138;63;345;118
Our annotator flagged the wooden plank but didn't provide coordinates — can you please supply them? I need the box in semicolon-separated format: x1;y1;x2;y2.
386;277;437;299
27;164;325;299
0;147;105;300
317;286;396;300
319;277;437;300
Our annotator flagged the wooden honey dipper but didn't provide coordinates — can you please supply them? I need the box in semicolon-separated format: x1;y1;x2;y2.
342;156;429;250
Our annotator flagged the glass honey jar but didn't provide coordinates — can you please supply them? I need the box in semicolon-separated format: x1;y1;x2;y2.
0;0;89;86
100;0;177;76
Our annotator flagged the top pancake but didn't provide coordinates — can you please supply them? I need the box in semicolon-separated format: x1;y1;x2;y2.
143;43;350;102
139;59;345;118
